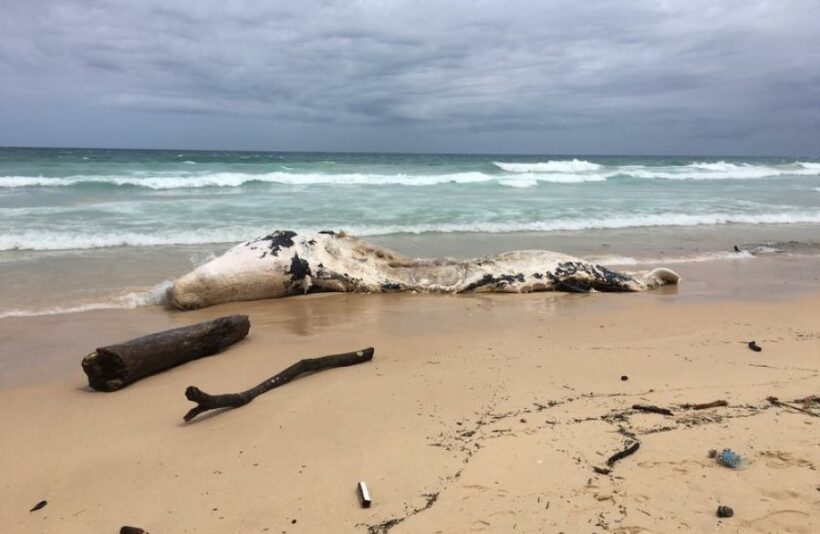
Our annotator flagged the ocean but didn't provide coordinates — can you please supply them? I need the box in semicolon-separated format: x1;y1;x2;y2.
1;147;819;316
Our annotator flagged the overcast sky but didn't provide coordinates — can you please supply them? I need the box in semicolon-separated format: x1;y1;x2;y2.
1;0;818;155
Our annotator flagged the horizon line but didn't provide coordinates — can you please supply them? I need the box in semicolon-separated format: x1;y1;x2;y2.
0;144;814;160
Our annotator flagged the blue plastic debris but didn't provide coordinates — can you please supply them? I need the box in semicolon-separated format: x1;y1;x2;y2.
716;449;742;468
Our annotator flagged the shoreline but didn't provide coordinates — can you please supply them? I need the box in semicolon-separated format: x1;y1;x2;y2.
1;222;819;318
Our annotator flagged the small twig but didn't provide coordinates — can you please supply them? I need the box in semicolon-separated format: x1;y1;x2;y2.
767;396;818;418
795;395;819;406
680;400;728;410
606;441;640;467
184;347;375;421
30;500;47;512
632;404;673;416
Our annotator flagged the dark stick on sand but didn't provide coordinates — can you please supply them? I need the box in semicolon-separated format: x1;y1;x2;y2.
632;404;674;416
82;315;250;392
767;396;819;418
29;500;47;512
681;400;729;410
594;440;641;474
606;441;641;467
183;347;375;422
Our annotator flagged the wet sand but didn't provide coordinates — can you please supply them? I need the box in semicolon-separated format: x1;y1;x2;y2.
0;259;818;533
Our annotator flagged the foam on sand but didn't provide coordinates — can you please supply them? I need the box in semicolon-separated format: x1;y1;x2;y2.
0;282;170;319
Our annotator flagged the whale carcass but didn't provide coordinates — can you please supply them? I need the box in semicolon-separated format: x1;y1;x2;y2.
167;231;680;310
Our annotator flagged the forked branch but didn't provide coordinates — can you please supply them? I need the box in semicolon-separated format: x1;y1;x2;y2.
183;347;375;421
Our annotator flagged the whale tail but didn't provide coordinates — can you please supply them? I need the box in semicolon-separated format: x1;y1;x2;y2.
640;267;681;289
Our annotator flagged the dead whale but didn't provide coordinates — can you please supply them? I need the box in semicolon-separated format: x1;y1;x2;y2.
167;230;680;310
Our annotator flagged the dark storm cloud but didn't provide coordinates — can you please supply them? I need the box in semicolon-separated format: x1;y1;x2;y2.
0;0;818;154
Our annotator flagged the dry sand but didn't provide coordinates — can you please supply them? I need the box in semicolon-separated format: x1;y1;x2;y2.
1;277;819;533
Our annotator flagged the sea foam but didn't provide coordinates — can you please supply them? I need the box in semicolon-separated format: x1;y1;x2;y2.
3;211;820;251
0;172;496;189
0;170;611;189
621;161;820;180
591;250;756;266
0;282;170;319
493;159;603;173
1;160;819;190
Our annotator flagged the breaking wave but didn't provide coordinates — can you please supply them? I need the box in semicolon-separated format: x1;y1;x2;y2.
622;161;820;180
3;211;820;251
0;170;614;188
493;159;603;173
1;160;819;190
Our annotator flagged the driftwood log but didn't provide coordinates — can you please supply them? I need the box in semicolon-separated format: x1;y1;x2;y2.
82;315;250;392
183;347;375;421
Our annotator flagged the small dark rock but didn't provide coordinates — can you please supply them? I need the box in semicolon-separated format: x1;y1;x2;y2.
29;500;47;512
120;527;147;534
620;375;628;381
748;341;762;352
717;505;734;518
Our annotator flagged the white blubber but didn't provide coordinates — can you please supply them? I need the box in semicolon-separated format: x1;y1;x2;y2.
167;230;680;310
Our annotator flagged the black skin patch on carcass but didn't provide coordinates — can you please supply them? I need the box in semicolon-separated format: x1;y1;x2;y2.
555;281;591;293
552;261;635;293
463;274;494;291
261;230;297;256
305;285;329;294
381;282;402;291
463;273;526;291
287;253;311;281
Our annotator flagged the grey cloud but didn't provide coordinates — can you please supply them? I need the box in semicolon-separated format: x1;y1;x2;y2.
0;0;818;154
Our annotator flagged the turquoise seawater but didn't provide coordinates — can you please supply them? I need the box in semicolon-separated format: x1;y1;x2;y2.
1;147;819;251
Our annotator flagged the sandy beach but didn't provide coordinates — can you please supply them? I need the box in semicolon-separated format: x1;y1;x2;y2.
1;257;818;534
